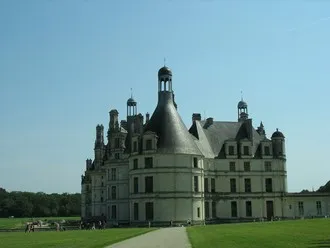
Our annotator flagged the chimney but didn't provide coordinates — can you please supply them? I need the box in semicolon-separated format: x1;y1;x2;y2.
204;117;214;128
146;112;150;123
192;113;201;123
120;120;127;130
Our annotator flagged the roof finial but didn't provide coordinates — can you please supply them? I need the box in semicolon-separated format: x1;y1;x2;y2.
130;88;133;98
164;57;166;66
241;90;243;101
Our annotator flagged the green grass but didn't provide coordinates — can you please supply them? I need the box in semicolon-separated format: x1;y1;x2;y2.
0;228;155;248
187;219;330;248
0;217;80;229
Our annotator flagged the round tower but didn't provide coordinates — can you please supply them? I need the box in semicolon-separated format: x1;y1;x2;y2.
158;66;172;92
271;128;286;158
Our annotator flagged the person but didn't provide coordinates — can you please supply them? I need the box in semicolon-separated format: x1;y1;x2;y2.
25;224;29;233
170;220;173;227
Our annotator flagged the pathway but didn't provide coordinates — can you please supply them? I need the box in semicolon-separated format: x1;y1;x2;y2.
105;227;192;248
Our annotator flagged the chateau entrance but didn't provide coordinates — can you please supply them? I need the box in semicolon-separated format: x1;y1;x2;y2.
266;201;274;220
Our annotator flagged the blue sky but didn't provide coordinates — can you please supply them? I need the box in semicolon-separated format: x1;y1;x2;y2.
0;0;329;193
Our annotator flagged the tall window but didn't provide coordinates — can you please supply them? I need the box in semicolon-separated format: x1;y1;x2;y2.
243;146;249;155
145;157;153;168
197;207;200;218
211;178;216;193
133;141;137;152
115;138;120;148
205;202;210;219
264;146;270;155
265;178;273;192
133;159;138;170
264;161;272;172
231;201;237;217
229;146;235;155
145;202;154;220
246;201;252;217
298;201;304;216
212;201;216;218
193;157;198;168
245;178;251;193
229;162;236;172
145;176;153;193
134;203;139;220
111;186;116;199
230;178;236;193
146;139;152;150
194;176;199;192
111;205;117;219
316;201;322;215
111;168;117;180
204;178;209;192
133;177;139;194
115;153;120;159
244;162;250;172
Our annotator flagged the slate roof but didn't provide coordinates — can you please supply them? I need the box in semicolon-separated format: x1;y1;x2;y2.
144;91;201;155
189;119;263;158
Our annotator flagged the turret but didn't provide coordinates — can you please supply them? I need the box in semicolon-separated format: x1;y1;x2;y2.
271;128;286;158
237;98;248;121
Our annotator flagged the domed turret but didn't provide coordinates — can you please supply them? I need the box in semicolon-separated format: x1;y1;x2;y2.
127;92;137;117
237;98;248;121
271;128;285;138
158;66;172;77
127;97;137;106
271;128;286;158
237;100;248;109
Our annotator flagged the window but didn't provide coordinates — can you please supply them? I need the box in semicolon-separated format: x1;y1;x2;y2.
211;178;215;193
265;178;273;192
193;157;198;168
228;146;235;155
204;178;209;192
115;138;120;148
145;202;154;220
133;159;138;170
231;201;237;217
133;177;139;194
243;146;249;155
245;178;251;193
298;201;304;216
146;139;152;150
134;203;139;220
246;201;252;217
212;201;216;218
194;176;199;192
101;182;104;187
115;153;120;159
111;186;116;199
230;178;236;193
111;168;116;180
133;141;137;152
229;162;236;172
145;176;153;193
264;146;270;155
100;196;104;202
111;205;117;219
197;207;200;218
205;202;210;219
265;161;272;172
244;162;250;172
145;157;153;168
316;201;322;215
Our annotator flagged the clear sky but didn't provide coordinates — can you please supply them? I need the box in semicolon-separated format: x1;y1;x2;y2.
0;0;329;194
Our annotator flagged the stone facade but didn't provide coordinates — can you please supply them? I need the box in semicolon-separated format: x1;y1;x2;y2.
81;66;330;225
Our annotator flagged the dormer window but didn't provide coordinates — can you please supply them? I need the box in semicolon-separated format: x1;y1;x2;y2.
243;146;249;155
133;141;137;152
115;138;120;148
264;146;270;156
228;146;235;155
193;157;198;168
146;139;152;150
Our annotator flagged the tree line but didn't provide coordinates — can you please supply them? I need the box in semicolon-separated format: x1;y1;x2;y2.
0;188;80;218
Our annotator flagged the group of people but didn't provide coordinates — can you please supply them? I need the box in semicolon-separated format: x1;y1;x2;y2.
24;223;35;233
80;220;106;230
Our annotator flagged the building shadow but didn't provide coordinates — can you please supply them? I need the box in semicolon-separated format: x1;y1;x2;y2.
309;239;330;248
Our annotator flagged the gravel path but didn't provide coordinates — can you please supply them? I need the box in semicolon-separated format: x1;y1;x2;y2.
105;227;192;248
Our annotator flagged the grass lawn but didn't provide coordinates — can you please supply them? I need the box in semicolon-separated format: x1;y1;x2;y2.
187;219;330;248
0;228;155;248
0;217;80;229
